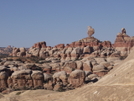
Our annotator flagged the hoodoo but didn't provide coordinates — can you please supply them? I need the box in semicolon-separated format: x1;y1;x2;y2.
0;27;134;96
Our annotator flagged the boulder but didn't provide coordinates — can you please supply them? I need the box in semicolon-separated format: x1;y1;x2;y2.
71;47;82;60
63;66;73;74
44;80;53;90
55;44;65;49
32;41;46;48
94;58;106;64
92;65;109;77
92;65;107;72
83;60;92;71
31;71;44;89
43;73;52;82
87;26;95;37
76;61;83;70
83;46;92;54
114;28;134;56
53;71;68;86
53;82;63;91
9;69;33;90
68;70;85;88
0;71;8;91
11;48;20;57
39;48;46;58
63;61;77;70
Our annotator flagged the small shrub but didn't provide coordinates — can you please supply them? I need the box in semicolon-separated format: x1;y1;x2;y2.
16;92;21;95
120;56;127;60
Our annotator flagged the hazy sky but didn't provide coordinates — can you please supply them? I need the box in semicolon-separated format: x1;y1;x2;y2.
0;0;134;47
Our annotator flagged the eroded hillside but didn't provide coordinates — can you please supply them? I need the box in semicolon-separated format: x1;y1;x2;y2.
0;27;134;101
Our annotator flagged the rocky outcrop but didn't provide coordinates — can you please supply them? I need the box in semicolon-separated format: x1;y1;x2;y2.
0;46;13;56
68;70;85;87
0;66;9;91
53;71;68;86
10;27;134;62
31;71;44;89
8;69;33;90
114;28;134;56
32;41;46;49
11;47;26;57
87;26;95;37
5;27;134;93
0;53;115;92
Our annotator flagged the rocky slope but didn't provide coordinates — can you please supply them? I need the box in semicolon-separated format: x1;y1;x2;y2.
0;46;13;56
0;46;133;101
0;27;134;101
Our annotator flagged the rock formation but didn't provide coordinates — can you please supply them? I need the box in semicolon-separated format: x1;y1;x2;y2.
121;28;126;34
3;27;133;93
0;46;13;56
114;28;134;56
87;26;95;37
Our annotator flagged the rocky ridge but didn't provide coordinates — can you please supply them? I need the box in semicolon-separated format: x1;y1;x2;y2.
0;27;133;94
0;46;13;56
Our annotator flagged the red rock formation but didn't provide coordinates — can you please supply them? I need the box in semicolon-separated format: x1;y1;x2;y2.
55;44;65;49
113;29;134;56
87;26;95;37
68;70;85;88
101;41;112;48
8;70;33;90
114;34;131;47
31;71;44;89
32;41;46;48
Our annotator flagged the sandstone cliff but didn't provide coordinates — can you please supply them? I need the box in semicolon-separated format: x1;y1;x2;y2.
0;27;134;101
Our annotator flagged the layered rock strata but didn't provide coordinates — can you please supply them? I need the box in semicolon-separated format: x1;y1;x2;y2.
5;27;134;92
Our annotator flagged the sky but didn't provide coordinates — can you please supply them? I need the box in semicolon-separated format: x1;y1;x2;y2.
0;0;134;48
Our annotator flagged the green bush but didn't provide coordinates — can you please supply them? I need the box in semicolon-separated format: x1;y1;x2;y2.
16;92;22;95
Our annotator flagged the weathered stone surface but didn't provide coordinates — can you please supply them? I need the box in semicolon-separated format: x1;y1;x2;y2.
11;47;26;57
76;61;83;70
63;66;73;74
24;63;42;71
44;80;53;90
87;26;95;37
94;58;106;64
11;48;20;57
101;41;112;48
5;27;134;93
31;71;44;88
29;47;40;57
83;60;92;71
85;73;99;83
8;69;32;90
114;28;134;56
0;71;8;91
43;73;52;82
53;71;68;86
83;46;92;54
53;82;63;91
0;46;13;56
55;44;65;49
68;70;85;88
121;28;126;34
32;41;46;48
39;48;46;58
71;47;82;60
63;61;77;70
92;65;107;72
93;71;108;77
